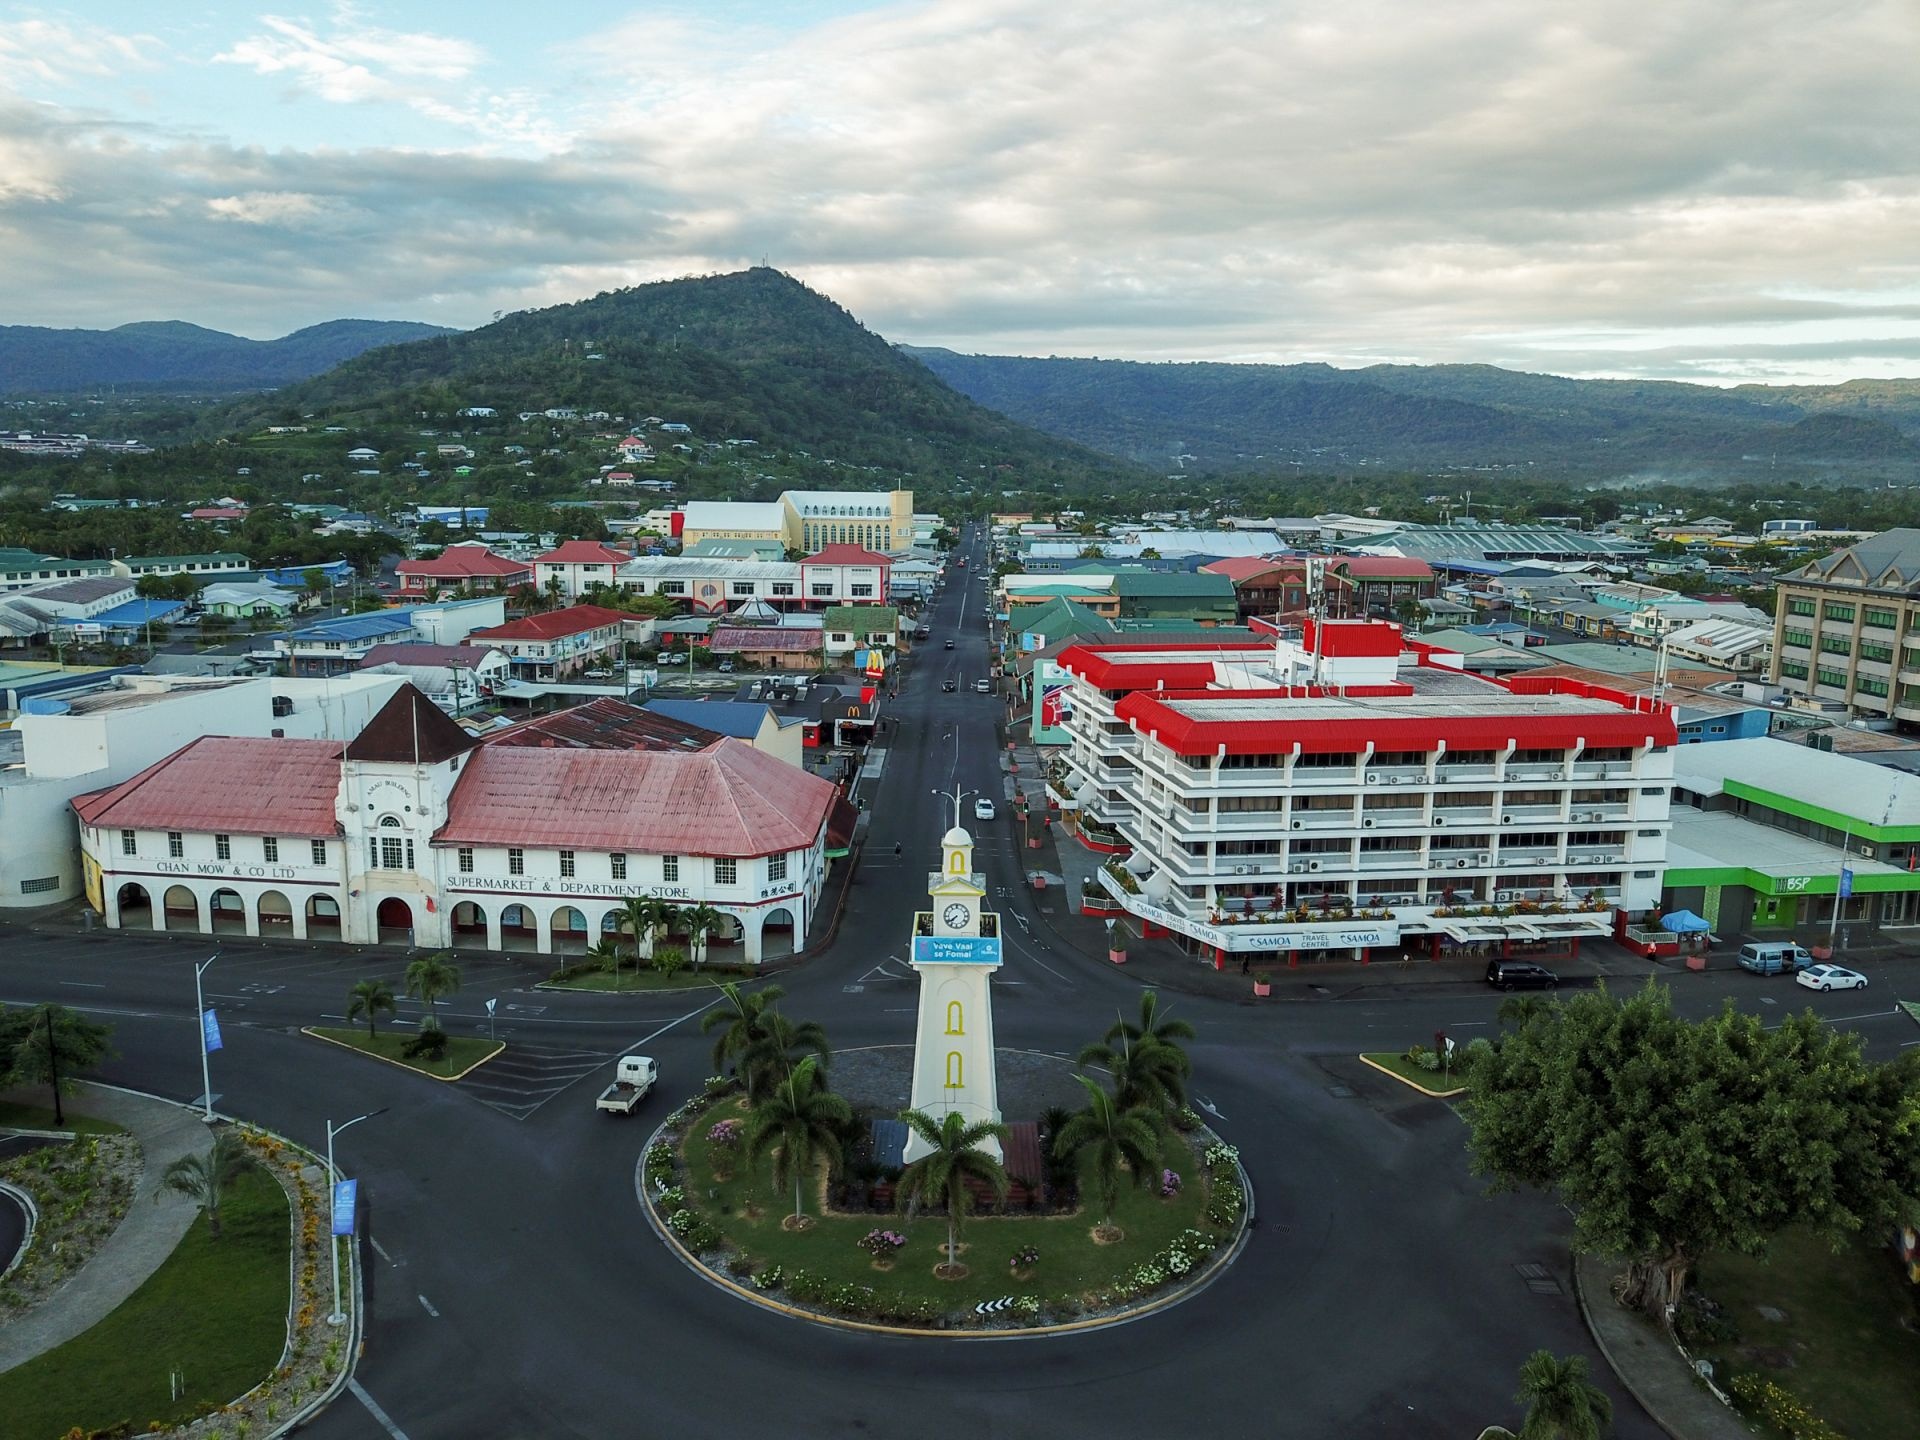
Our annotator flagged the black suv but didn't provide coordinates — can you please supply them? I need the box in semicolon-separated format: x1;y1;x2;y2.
1485;960;1558;991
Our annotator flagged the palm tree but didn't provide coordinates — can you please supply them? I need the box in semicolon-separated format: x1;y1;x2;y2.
1497;994;1551;1030
1052;1075;1162;1239
701;981;783;1093
1077;1031;1189;1117
404;951;461;1031
680;903;726;969
896;1109;1010;1272
346;979;396;1041
742;1056;850;1225
584;937;625;981
1107;989;1196;1055
160;1130;260;1238
1515;1350;1612;1440
740;1010;830;1097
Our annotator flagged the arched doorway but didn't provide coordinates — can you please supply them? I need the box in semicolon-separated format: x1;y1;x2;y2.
115;882;155;930
550;906;588;955
376;897;414;943
163;884;199;928
450;901;487;939
209;888;246;935
257;890;294;934
761;905;797;961
306;894;341;933
499;903;535;951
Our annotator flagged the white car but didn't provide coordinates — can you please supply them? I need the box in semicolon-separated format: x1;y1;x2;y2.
1795;964;1867;992
974;798;997;821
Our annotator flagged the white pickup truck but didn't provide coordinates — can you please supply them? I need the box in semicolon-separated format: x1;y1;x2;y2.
595;1055;659;1115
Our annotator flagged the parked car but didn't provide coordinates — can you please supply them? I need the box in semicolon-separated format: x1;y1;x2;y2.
973;678;992;692
717;659;736;673
1737;941;1814;975
1796;964;1868;992
974;798;997;821
1485;960;1558;991
583;668;612;679
942;679;957;692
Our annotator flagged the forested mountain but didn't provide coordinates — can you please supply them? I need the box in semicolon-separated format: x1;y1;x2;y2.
903;348;1920;481
0;319;455;395
221;268;1130;487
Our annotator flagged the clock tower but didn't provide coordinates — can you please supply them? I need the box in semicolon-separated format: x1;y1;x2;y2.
904;823;1003;1162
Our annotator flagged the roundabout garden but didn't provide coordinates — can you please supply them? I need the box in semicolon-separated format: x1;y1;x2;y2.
639;985;1250;1332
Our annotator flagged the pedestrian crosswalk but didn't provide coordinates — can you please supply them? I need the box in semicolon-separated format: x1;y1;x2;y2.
454;1042;609;1120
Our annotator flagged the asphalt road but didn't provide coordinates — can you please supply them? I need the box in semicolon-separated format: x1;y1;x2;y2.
5;524;1916;1439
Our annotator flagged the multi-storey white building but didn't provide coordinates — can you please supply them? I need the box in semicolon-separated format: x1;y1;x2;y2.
75;687;838;963
1056;620;1676;962
615;557;802;612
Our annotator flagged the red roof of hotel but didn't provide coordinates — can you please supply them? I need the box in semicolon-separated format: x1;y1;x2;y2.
1199;556;1306;582
434;738;834;857
533;540;628;565
1330;556;1436;579
1056;635;1272;690
803;545;892;566
395;548;532;580
72;737;343;837
471;604;630;642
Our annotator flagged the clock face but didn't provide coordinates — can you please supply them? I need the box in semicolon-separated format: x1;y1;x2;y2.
942;902;971;930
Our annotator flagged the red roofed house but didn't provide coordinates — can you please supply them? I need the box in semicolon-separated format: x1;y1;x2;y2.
73;684;836;962
469;605;629;681
1327;556;1438;620
1200;557;1352;624
1053;620;1676;964
395;543;534;597
800;544;891;606
533;540;630;601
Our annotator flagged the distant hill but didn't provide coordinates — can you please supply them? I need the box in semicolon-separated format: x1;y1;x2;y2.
0;319;457;394
903;348;1920;480
223;268;1130;486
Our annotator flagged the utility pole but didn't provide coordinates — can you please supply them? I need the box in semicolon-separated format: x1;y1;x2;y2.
45;1007;63;1127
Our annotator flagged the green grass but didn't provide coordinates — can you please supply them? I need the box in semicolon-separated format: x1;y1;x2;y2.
0;1167;290;1440
0;1099;127;1135
1359;1052;1467;1095
678;1107;1216;1311
542;965;754;993
307;1025;501;1078
1696;1228;1920;1440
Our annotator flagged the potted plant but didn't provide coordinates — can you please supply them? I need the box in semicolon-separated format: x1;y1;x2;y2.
1252;971;1273;997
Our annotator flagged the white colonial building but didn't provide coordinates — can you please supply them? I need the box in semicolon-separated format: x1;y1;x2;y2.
75;687;838;963
1058;619;1677;963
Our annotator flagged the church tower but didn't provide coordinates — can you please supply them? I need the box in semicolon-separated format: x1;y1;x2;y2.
904;823;1003;1162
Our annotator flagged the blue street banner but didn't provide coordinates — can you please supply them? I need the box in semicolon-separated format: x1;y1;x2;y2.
912;935;1002;965
201;1008;223;1054
1840;867;1854;899
332;1178;358;1237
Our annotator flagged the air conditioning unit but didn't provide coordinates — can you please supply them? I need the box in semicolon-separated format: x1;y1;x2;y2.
1476;852;1491;864
1290;819;1304;830
1308;860;1322;873
1366;773;1382;784
1389;775;1406;785
1363;817;1376;829
1455;858;1470;869
1433;816;1446;826
1289;862;1307;874
1859;846;1878;862
1232;864;1250;875
1495;890;1513;902
1501;814;1514;824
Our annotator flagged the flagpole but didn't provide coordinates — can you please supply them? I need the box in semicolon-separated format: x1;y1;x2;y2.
195;953;218;1121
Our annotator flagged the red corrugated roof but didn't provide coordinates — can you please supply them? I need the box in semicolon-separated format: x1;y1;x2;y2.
395;549;532;580
72;737;343;837
471;605;630;642
1302;618;1404;657
1199;557;1305;582
434;738;834;857
1056;636;1271;690
803;545;892;566
711;626;821;652
1332;556;1437;579
533;540;628;565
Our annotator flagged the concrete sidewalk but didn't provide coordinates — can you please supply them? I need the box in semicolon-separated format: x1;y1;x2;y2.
0;1083;210;1375
1574;1254;1754;1440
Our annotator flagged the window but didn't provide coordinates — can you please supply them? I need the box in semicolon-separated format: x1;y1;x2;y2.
662;854;679;882
1860;641;1894;663
772;583;794;597
509;847;525;876
215;834;231;860
1785;598;1816;617
311;840;327;865
945;1001;964;1035
1823;603;1855;623
851;583;874;598
458;847;474;873
944;1052;964;1088
811;583;834;597
767;853;788;882
610;853;627;880
714;857;738;885
120;829;137;856
731;582;755;597
379;836;408;870
262;837;279;863
1858;677;1890;698
1816;667;1848;688
1819;635;1852;655
1780;628;1812;649
1865;607;1898;629
1781;661;1810;680
560;849;576;877
168;831;184;857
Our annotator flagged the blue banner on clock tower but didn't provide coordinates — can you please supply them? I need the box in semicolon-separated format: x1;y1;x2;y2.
913;936;1001;965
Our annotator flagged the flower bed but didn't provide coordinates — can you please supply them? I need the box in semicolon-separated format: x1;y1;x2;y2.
644;1094;1248;1332
0;1133;139;1312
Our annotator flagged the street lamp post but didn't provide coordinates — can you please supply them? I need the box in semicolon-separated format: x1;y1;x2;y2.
193;955;218;1121
931;786;977;830
326;1108;387;1325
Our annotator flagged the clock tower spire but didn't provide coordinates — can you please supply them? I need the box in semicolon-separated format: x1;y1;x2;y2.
904;821;1003;1162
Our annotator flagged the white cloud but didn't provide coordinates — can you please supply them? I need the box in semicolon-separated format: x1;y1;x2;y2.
0;15;161;86
206;190;330;225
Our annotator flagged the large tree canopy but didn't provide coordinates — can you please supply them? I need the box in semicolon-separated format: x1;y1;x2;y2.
1464;982;1920;1317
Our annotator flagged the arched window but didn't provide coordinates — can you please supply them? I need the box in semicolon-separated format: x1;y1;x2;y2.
944;1051;964;1088
945;1001;964;1035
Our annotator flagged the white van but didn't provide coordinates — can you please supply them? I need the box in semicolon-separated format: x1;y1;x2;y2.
1737;941;1814;975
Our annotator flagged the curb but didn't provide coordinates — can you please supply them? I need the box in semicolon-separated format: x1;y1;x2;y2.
0;1180;38;1282
300;1027;505;1082
1355;1054;1468;1099
633;1116;1254;1341
1569;1255;1685;1440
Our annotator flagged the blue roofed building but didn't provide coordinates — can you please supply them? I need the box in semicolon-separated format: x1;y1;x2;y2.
641;698;804;767
274;596;508;675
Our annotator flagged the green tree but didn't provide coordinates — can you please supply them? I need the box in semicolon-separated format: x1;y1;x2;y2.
403;952;461;1031
740;1009;830;1097
1465;982;1920;1319
1;1003;115;1125
742;1055;850;1224
583;937;624;980
619;895;675;960
680;903;726;968
701;981;782;1095
1514;1350;1612;1440
160;1129;260;1238
1079;991;1194;1115
346;979;396;1041
1052;1075;1162;1237
895;1108;1011;1272
1496;993;1551;1030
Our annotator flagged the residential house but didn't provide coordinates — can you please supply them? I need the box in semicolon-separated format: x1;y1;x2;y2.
800;544;892;606
396;544;534;597
469;605;628;681
533;540;630;600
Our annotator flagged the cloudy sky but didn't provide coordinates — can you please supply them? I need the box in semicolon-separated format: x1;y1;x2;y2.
2;1;1916;384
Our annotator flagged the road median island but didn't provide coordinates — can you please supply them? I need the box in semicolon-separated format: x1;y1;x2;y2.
303;1025;503;1081
1357;1052;1468;1098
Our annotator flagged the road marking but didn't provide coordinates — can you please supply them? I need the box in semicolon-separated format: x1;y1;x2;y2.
348;1379;413;1440
1195;1096;1228;1120
59;980;106;988
369;1236;398;1266
417;1293;439;1318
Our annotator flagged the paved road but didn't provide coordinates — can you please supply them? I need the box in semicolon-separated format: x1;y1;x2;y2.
8;524;1917;1438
